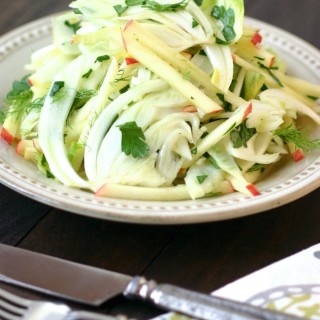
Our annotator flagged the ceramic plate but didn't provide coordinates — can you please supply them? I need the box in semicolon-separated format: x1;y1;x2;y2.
0;16;319;224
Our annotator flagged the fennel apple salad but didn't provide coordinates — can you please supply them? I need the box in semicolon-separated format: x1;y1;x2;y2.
1;0;320;201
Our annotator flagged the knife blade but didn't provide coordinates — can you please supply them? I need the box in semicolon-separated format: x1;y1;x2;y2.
0;244;301;320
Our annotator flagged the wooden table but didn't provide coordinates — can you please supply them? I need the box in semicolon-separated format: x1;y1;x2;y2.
0;1;319;319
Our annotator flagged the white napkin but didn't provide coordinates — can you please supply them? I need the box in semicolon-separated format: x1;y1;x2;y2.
214;243;320;319
154;243;320;319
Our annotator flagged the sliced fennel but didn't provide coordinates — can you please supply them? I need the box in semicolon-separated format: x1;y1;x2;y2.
2;0;320;202
38;56;89;188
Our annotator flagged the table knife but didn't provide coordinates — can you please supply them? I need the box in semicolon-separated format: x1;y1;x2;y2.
0;244;301;320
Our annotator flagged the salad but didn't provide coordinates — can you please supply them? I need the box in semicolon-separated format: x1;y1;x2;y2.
1;0;320;201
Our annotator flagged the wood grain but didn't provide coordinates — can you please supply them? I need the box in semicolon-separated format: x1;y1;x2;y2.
0;1;319;319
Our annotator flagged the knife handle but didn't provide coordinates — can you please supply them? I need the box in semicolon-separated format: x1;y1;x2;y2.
124;276;301;320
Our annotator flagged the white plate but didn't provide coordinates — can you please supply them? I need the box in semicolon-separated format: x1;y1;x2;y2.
0;16;319;224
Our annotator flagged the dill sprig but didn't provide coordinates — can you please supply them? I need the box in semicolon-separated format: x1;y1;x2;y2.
142;0;189;12
5;75;33;120
274;125;320;152
75;89;98;99
110;69;132;87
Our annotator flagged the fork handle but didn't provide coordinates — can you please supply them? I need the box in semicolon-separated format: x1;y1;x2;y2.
124;276;301;320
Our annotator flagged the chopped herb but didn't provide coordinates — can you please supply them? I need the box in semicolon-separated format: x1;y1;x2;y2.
0;111;6;124
274;125;320;152
203;152;220;169
190;96;194;100
64;19;81;34
197;175;208;184
191;147;197;154
192;18;199;28
230;120;256;148
120;84;130;94
113;4;128;16
257;62;283;87
200;131;209;139
82;69;93;79
199;49;207;56
142;0;189;12
211;6;236;42
261;83;268;91
5;75;33;120
229;79;237;91
224;122;236;136
194;0;202;5
215;37;231;45
234;126;255;148
307;95;318;101
37;154;54;179
73;8;82;14
125;0;145;5
6;74;31;99
216;93;232;112
94;55;110;63
49;81;65;97
75;89;98;99
254;56;265;61
118;121;149;158
247;163;265;173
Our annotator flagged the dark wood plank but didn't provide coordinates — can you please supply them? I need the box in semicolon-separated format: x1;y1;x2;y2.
244;0;320;48
143;189;320;294
19;209;181;276
0;1;319;320
0;184;50;245
0;1;66;36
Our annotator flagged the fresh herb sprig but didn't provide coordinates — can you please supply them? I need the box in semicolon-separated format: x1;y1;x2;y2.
5;75;33;120
64;19;81;34
114;0;189;16
274;125;320;151
211;5;236;43
230;120;256;148
258;62;283;87
118;121;149;158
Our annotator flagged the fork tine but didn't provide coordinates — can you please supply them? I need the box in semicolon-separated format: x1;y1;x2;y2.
0;289;29;319
0;289;29;308
0;309;21;320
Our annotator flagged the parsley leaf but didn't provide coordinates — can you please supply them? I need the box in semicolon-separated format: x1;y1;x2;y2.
197;175;208;184
113;5;128;16
203;152;220;169
118;121;149;158
64;19;81;34
73;8;82;15
126;0;145;5
230;120;256;148
216;93;232;112
274;125;320;152
258;62;283;87
142;0;189;12
49;81;65;97
5;75;33;120
247;163;265;173
95;55;110;63
82;69;93;79
192;18;199;28
211;6;236;42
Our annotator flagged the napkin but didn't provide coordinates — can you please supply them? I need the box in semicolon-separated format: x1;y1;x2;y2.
155;243;320;319
214;243;320;319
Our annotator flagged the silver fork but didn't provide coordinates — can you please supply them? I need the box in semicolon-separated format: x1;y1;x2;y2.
0;288;126;320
